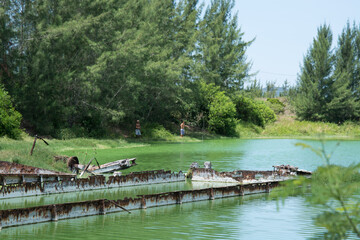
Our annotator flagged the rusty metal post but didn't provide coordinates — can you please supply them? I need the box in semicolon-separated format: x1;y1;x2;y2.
266;183;271;193
30;136;37;155
209;188;215;200
51;205;58;221
141;196;147;209
0;176;3;193
240;185;244;196
99;199;106;215
176;192;183;204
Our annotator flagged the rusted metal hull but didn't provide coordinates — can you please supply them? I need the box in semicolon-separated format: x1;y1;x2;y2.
190;168;311;183
0;161;75;185
0;170;185;199
0;181;279;229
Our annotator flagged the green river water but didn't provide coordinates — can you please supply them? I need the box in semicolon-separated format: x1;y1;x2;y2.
1;139;360;239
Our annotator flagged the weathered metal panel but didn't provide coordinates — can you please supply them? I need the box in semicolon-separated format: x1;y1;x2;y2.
0;170;185;199
0;181;280;229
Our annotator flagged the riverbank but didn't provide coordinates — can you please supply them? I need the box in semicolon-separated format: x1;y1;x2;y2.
1;118;360;173
0;133;210;173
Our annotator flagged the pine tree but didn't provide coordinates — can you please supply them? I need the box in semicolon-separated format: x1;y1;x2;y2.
280;79;289;97
327;22;360;123
294;24;334;121
197;0;252;91
245;79;263;98
354;23;360;98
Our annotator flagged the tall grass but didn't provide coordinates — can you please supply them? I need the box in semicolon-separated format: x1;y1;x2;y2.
235;119;360;138
0;135;68;172
263;120;360;137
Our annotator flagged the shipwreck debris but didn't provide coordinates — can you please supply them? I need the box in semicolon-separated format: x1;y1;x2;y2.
67;156;80;173
84;158;136;175
190;162;199;169
188;162;311;183
59;156;136;175
204;161;212;169
0;160;313;229
273;164;312;175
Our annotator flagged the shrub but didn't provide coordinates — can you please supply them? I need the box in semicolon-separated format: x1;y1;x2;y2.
142;123;176;140
266;98;285;114
0;85;22;139
233;95;276;127
208;92;237;136
256;101;277;125
195;82;237;136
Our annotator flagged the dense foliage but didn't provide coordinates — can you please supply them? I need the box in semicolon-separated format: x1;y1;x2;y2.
208;89;236;135
0;84;22;139
294;23;360;123
266;98;285;114
232;95;276;127
0;0;253;137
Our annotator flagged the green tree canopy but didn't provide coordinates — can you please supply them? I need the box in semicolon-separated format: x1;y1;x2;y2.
197;0;252;91
0;0;255;137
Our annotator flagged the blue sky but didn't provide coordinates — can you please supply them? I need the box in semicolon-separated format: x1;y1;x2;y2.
207;0;360;87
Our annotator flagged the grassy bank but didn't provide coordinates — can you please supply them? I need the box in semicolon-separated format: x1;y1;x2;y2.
0;131;212;173
1;117;360;173
236;116;360;139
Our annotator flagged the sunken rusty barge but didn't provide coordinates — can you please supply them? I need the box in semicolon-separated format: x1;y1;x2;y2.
0;161;311;229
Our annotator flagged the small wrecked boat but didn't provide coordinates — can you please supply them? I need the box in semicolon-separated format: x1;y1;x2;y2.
86;158;137;175
65;157;137;175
